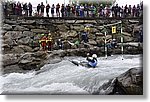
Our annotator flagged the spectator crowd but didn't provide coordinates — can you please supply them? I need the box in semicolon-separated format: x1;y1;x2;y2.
2;1;143;18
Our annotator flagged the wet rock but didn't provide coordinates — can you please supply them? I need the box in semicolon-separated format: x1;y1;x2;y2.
45;56;62;64
116;68;143;95
94;68;143;95
2;65;23;74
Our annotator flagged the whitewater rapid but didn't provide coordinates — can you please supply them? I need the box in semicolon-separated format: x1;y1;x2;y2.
0;55;142;95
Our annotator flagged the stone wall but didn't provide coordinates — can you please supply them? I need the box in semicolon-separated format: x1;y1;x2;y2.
1;17;143;74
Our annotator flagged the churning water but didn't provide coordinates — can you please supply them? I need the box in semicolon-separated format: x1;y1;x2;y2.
0;54;142;95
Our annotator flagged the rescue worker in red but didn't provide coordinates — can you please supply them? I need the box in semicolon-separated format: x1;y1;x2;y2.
39;34;47;50
46;33;53;51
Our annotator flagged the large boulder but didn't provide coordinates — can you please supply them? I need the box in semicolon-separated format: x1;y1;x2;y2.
116;68;143;95
92;68;143;95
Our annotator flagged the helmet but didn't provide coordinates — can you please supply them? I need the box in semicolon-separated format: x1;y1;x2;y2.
112;39;116;41
92;54;97;58
87;53;90;56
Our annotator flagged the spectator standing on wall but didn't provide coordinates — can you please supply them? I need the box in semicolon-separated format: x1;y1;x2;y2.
136;4;140;17
40;2;45;17
37;4;41;16
23;3;28;16
28;2;32;16
46;4;50;17
56;3;60;17
132;5;136;17
120;6;124;18
66;4;71;17
12;2;16;15
51;4;55;17
61;4;65;17
2;1;8;17
124;4;128;17
71;4;76;16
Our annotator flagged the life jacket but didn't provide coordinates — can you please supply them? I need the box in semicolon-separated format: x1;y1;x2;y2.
46;37;52;47
88;59;97;68
40;36;47;47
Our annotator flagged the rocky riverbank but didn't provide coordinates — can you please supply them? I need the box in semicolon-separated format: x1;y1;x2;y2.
1;17;143;74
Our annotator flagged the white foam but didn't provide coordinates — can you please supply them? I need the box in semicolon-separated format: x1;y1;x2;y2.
0;55;142;94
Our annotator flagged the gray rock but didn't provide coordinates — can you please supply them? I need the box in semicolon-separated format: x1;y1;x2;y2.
3;54;19;67
2;24;13;30
67;30;77;37
21;20;36;25
18;45;33;52
5;31;23;40
2;65;23;74
12;46;25;54
57;24;69;31
14;25;29;31
31;29;47;33
17;37;31;45
4;19;17;24
117;68;143;95
88;39;97;45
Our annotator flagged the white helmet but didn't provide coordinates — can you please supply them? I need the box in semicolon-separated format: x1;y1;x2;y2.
92;54;97;58
112;39;116;41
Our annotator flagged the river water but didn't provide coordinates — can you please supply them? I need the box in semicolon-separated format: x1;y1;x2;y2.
0;54;142;95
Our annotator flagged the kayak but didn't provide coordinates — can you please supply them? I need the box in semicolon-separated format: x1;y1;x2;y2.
70;60;97;68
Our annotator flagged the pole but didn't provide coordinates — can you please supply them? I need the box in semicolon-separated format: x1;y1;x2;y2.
105;31;107;59
121;20;124;60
